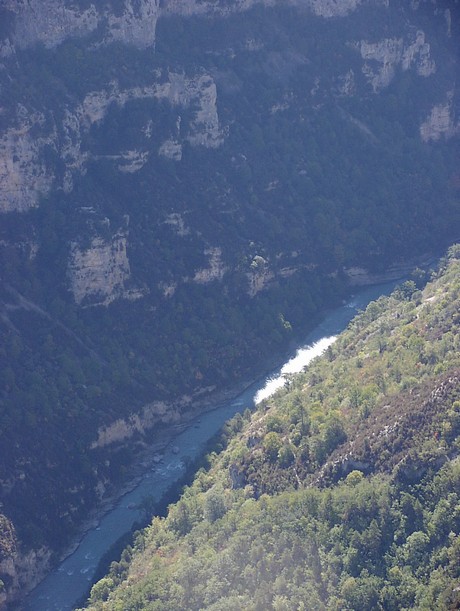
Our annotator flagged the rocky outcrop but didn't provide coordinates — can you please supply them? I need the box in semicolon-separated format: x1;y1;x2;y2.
0;108;56;212
90;386;215;448
90;400;181;449
0;70;224;213
344;252;435;286
159;139;183;161
247;256;275;297
164;213;190;236
3;0;159;50
156;73;225;149
229;463;246;489
344;266;404;286
0;2;454;214
193;247;227;284
305;0;386;18
106;0;160;48
68;224;144;307
1;0;391;53
420;92;460;142
0;539;52;610
3;0;99;50
359;30;435;92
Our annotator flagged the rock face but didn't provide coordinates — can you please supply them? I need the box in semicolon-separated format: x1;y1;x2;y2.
0;71;224;213
0;109;56;213
247;265;276;297
359;29;435;92
0;546;52;609
2;0;385;53
90;399;181;448
306;0;385;18
0;513;52;610
420;93;460;142
3;0;159;50
193;247;227;284
68;231;133;306
0;0;458;606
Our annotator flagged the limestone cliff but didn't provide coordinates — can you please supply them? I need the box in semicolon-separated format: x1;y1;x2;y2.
0;108;56;212
2;0;158;50
0;71;224;213
193;247;227;284
69;231;133;306
0;1;458;607
2;0;386;53
420;92;460;142
359;29;436;92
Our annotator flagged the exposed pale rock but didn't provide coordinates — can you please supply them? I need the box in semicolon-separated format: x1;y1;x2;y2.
0;71;224;213
278;266;298;279
360;38;404;91
117;150;150;173
92;150;150;173
91;399;185;448
401;30;435;76
166;0;383;19
338;69;356;96
164;213;190;236
4;0;379;53
61;109;88;193
5;0;99;49
5;0;158;50
338;107;378;142
155;73;225;148
306;0;383;18
359;30;435;92
68;231;134;306
420;94;460;142
76;73;224;153
90;383;217;449
143;119;154;139
0;39;14;58
0;544;52;608
271;101;290;113
187;76;225;148
159;139;183;160
344;253;435;286
159;282;178;297
0;110;55;212
247;266;275;297
107;0;160;48
193;247;227;283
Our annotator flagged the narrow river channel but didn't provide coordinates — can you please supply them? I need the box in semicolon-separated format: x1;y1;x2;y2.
23;280;399;611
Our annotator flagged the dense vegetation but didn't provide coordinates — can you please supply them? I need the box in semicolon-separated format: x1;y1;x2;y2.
0;1;459;599
82;247;460;610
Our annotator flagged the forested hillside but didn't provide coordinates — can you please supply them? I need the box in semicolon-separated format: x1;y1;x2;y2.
83;247;460;610
0;0;459;604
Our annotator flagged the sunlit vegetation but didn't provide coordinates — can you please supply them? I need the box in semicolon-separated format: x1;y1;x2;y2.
0;1;459;588
83;249;460;610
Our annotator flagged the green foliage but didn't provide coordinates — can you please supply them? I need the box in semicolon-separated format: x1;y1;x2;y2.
263;432;282;462
81;253;460;611
1;0;460;586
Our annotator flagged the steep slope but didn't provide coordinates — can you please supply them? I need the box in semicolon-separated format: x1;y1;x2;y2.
0;0;459;604
83;247;460;610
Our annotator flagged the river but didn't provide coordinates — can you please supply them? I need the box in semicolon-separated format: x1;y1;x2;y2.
23;280;399;611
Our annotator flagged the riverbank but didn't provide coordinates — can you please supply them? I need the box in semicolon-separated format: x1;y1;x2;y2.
20;264;430;611
56;360;285;564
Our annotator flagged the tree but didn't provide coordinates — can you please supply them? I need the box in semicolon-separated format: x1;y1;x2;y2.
263;432;282;462
204;486;227;523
